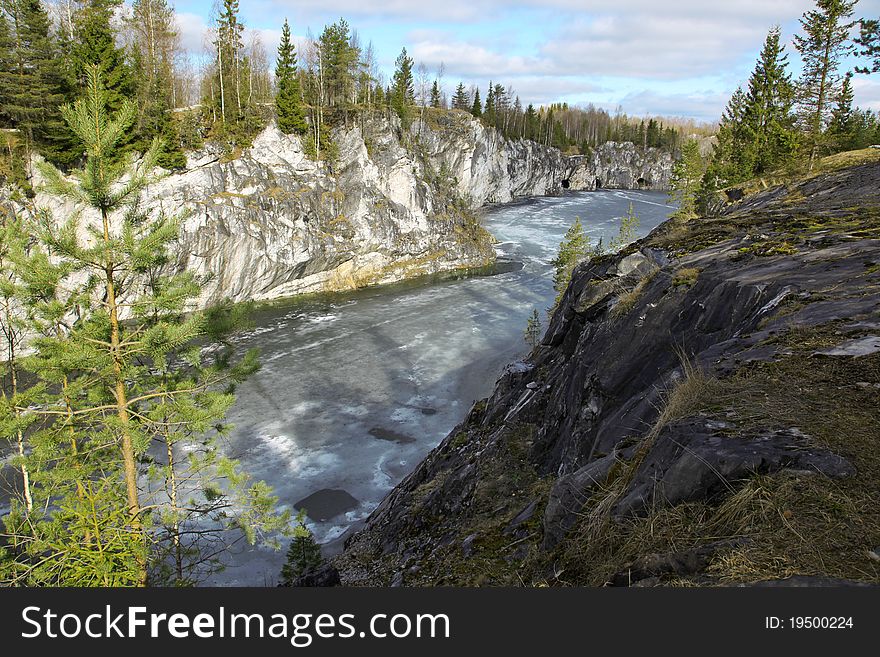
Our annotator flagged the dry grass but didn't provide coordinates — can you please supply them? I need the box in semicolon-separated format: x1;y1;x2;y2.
555;354;724;585
611;270;657;319
554;326;880;586
671;267;700;288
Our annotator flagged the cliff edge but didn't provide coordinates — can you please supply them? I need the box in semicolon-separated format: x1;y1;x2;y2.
335;152;880;587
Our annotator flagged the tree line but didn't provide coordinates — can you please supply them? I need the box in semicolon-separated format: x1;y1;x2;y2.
1;0;719;194
670;0;880;219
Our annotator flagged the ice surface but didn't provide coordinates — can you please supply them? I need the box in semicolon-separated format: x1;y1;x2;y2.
196;190;673;585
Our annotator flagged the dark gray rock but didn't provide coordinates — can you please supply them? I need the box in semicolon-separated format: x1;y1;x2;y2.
542;451;621;549
462;533;478;558
615;419;855;517
504;501;538;535
290;564;341;587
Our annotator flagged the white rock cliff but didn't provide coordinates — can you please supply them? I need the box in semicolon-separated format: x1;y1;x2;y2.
18;111;673;308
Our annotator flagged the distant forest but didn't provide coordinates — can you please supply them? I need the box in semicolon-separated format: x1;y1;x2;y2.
0;0;714;195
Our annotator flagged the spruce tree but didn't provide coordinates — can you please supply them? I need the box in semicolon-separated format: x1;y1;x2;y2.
430;80;441;108
280;522;323;585
390;47;414;121
470;88;482;118
452;82;468;111
72;0;133;116
0;0;72;169
741;27;798;175
828;72;856;150
794;0;858;167
275;19;307;135
484;82;496;126
524;308;542;348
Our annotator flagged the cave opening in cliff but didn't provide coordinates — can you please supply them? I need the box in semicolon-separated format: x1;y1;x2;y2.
561;179;570;189
595;178;602;188
637;177;646;187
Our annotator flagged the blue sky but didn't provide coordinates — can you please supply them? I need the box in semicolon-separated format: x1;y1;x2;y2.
170;0;880;123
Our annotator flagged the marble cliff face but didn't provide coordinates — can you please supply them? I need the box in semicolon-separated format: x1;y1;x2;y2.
19;111;672;308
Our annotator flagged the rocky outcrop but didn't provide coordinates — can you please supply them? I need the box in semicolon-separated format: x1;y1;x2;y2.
13;112;672;308
567;141;673;191
335;161;880;587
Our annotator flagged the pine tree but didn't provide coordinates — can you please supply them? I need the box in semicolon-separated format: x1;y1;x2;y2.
609;202;640;251
551;217;591;306
390;47;414;121
430;80;441;108
524;308;542;348
2;66;289;586
318;18;359;122
275;19;306;135
669;140;704;219
280;522;323;585
855;18;879;73
794;0;858;167
470;88;482;118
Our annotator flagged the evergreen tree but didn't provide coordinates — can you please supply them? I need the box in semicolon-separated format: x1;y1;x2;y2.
669;140;704;219
390;47;414;121
484;82;496;126
72;0;133;116
275;19;306;135
551;217;591;306
524;104;538;140
794;0;858;166
280;522;323;586
741;27;798;175
828;71;856;150
1;66;289;586
318;18;359;121
609;202;640;251
430;80;441;108
470;88;482;118
211;0;246;140
452;82;468;111
0;0;72;169
524;308;542;348
855;18;879;73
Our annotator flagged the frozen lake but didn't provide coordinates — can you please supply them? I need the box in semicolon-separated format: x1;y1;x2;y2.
207;189;675;586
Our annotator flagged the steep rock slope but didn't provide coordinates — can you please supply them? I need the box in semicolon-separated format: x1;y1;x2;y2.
335;159;880;587
567;141;673;190
16;112;672;308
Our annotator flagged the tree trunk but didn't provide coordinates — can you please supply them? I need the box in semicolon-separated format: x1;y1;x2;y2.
101;207;147;587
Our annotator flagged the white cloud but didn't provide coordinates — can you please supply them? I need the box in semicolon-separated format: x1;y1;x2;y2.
175;12;211;54
614;89;731;123
852;75;880;112
409;40;548;77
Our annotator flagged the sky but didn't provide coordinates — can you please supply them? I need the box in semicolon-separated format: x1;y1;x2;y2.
168;0;880;124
